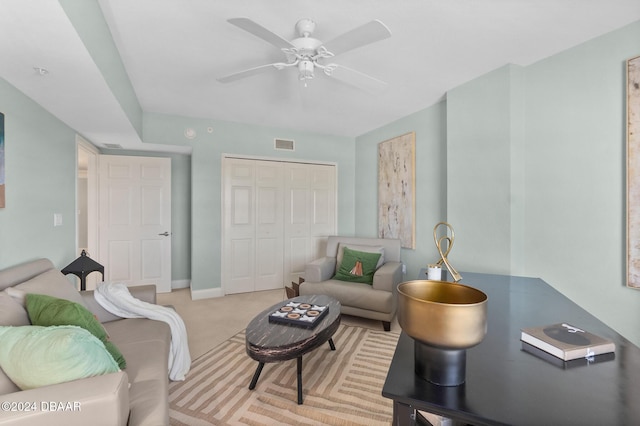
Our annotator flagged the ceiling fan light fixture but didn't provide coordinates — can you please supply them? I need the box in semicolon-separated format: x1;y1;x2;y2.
298;59;314;80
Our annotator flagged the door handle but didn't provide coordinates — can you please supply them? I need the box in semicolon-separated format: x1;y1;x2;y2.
158;232;170;236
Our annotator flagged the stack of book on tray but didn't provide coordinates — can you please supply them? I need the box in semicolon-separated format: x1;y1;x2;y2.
521;323;615;368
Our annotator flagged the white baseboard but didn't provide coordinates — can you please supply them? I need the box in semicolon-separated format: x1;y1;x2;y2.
171;279;191;290
190;286;224;300
170;280;224;300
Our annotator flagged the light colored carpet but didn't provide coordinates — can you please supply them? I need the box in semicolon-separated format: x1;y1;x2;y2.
157;287;400;360
157;288;286;359
168;324;400;425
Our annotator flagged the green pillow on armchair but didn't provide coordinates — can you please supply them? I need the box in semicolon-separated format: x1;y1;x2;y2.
333;247;382;285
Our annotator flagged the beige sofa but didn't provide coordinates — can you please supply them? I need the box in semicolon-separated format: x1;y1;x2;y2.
300;236;402;331
0;259;171;426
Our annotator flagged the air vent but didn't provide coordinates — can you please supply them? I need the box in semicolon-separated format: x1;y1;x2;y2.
274;138;295;151
103;143;123;149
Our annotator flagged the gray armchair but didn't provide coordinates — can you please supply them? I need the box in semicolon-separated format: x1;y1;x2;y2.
299;236;403;331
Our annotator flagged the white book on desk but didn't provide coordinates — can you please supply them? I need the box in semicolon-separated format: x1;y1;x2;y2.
521;323;615;361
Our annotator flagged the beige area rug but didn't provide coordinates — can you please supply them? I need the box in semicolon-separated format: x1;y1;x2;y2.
169;324;400;425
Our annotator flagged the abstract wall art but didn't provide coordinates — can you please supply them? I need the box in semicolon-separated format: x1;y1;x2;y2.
378;131;415;249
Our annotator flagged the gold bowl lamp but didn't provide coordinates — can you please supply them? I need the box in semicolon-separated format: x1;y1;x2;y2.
398;280;487;349
397;279;488;386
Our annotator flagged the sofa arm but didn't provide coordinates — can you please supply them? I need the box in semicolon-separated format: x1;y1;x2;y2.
372;261;403;293
304;257;337;282
0;371;129;426
80;285;157;323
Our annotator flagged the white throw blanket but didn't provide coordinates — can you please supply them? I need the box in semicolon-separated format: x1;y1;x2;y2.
94;282;191;381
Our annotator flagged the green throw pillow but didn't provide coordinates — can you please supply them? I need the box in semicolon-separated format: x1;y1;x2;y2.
333;247;382;285
0;325;120;390
25;293;126;369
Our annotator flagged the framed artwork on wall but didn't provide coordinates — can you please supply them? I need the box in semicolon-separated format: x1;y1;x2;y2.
0;112;4;209
627;55;640;287
378;131;416;249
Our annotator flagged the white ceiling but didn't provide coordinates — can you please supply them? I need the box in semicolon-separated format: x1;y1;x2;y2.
0;0;639;152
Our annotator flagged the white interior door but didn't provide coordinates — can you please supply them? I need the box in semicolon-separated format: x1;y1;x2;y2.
284;163;336;284
98;155;172;292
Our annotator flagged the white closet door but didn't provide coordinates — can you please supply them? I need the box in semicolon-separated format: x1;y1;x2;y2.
308;163;336;264
223;158;336;294
283;163;336;284
284;163;310;284
254;162;284;290
223;159;256;294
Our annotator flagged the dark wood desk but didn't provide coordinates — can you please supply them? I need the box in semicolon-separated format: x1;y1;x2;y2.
382;272;640;425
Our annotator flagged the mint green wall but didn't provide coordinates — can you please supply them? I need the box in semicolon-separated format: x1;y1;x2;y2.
355;101;448;280
523;21;640;343
446;64;525;275
143;113;355;292
0;78;77;270
353;21;640;345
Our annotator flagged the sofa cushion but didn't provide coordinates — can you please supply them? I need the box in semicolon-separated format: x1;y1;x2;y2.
300;279;394;313
14;269;87;308
104;318;171;426
0;290;29;326
334;247;382;284
0;325;120;390
104;318;170;380
336;243;385;270
25;293;126;369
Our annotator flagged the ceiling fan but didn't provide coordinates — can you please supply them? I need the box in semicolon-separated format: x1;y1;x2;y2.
217;17;392;92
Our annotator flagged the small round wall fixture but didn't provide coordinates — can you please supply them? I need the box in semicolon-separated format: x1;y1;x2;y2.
184;128;197;139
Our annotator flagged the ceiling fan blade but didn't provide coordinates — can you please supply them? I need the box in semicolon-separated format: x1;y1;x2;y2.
217;63;282;83
328;65;388;93
322;20;391;57
227;17;294;50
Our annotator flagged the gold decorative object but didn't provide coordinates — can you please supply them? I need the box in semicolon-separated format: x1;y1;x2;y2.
397;280;487;349
433;222;462;282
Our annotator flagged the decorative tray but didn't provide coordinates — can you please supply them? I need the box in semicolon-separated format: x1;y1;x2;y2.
268;301;329;329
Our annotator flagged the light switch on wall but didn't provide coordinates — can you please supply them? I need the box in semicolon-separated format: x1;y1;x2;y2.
53;213;62;227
